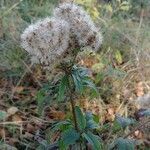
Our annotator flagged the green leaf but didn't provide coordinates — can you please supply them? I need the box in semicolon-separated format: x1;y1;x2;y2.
62;128;80;146
85;112;99;129
120;1;130;11
82;132;102;150
105;65;126;78
0;111;7;121
112;120;122;133
59;140;67;150
36;90;46;115
72;72;83;93
72;65;90;93
83;79;99;96
58;75;69;101
116;115;135;128
116;138;135;150
51;120;72;132
75;106;86;130
115;50;123;64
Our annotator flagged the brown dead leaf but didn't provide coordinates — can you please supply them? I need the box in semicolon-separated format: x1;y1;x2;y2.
12;114;22;123
23;132;34;139
136;82;144;97
7;107;19;116
0;128;5;138
8;138;18;146
123;88;131;99
48;110;65;120
106;107;115;121
26;123;35;133
134;130;143;139
79;98;89;111
13;86;24;93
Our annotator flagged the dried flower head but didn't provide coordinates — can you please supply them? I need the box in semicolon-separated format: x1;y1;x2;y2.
54;2;103;51
21;3;103;71
21;17;71;70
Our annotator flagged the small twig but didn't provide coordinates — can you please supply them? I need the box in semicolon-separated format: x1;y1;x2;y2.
0;121;32;125
123;119;150;138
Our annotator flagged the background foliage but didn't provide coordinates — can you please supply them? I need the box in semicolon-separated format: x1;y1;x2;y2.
0;0;150;149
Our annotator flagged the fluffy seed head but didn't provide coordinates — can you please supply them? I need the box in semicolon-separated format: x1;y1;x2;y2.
21;3;103;71
21;17;70;70
54;2;103;51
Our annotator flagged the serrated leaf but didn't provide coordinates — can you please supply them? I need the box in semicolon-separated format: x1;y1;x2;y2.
116;138;135;150
85;112;99;129
58;75;69;101
72;72;83;93
75;106;86;130
82;132;102;150
83;79;98;95
72;65;94;94
112;120;122;133
51;120;72;132
116;115;135;128
62;128;80;146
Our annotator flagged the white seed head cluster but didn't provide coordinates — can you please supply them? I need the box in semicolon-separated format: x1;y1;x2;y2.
21;2;102;70
54;2;103;51
21;17;70;69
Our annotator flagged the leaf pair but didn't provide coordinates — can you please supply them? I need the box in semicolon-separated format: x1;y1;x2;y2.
72;66;98;95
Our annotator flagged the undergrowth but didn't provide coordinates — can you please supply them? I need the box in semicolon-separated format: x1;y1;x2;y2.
0;0;150;149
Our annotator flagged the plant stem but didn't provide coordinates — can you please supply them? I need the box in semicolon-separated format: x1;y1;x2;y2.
68;79;78;131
